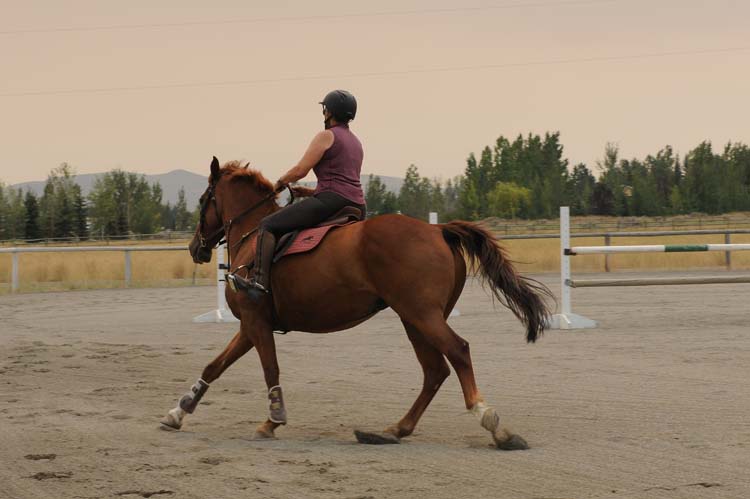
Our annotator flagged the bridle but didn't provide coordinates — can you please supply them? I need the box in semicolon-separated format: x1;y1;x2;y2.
195;174;294;267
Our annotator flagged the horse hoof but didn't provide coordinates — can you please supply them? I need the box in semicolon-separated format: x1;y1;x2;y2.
354;430;400;445
493;430;529;451
160;414;182;431
252;430;277;440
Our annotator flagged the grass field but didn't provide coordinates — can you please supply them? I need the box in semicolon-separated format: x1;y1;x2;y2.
2;232;750;294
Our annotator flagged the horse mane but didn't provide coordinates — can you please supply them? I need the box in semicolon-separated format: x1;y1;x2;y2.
220;160;275;195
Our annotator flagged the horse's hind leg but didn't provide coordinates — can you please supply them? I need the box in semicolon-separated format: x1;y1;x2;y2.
389;322;450;438
160;330;254;430
355;321;450;444
412;313;529;450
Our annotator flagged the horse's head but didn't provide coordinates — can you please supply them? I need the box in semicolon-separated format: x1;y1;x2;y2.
189;157;225;263
189;156;279;264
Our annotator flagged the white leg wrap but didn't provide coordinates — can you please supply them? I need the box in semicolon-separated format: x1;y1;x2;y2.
471;401;489;419
472;402;500;433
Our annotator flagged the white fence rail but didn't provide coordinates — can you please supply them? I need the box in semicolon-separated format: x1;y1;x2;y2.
0;245;188;293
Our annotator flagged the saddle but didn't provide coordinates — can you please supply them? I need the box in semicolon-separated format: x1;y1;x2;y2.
271;205;363;262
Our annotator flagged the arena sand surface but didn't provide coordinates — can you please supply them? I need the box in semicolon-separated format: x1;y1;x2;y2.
1;273;749;499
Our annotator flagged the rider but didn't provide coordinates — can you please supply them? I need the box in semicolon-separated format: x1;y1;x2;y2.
244;89;366;299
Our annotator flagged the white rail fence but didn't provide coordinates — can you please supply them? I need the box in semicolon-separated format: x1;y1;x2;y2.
0;245;188;293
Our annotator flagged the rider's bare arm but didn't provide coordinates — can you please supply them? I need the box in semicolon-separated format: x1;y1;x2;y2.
276;130;335;188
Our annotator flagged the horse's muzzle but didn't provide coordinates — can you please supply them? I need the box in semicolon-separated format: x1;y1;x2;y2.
188;237;212;264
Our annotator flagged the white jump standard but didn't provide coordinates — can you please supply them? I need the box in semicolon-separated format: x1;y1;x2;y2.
549;206;750;330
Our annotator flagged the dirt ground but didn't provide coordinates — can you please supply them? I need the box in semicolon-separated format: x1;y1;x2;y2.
1;273;749;499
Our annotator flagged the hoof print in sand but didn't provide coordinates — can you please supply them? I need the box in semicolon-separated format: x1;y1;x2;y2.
25;454;57;461
115;490;174;498
28;471;72;480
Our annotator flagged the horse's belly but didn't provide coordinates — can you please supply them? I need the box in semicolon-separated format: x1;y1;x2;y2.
273;287;385;333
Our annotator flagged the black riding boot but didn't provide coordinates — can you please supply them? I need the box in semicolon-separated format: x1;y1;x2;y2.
246;229;277;301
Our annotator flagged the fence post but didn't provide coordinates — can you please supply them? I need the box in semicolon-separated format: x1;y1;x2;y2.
11;251;19;293
725;232;731;270
604;234;611;273
124;250;132;287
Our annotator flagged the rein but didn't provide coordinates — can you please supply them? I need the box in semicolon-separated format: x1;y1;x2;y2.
197;181;296;269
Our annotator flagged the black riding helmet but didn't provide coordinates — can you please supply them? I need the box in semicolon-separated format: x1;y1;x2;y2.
319;90;357;122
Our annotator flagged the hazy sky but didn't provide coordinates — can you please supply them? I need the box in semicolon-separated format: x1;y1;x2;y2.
1;0;748;185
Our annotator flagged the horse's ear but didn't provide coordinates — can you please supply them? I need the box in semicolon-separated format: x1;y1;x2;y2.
210;156;220;180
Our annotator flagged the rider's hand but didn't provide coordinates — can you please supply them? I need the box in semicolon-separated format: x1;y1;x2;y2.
273;180;287;193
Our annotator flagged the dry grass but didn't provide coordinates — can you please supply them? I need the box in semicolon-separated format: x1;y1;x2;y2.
1;233;750;294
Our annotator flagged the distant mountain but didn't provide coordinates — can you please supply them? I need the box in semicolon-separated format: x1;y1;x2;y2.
12;170;403;207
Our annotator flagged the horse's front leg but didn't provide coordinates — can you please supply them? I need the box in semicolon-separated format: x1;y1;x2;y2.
161;330;254;430
247;319;286;440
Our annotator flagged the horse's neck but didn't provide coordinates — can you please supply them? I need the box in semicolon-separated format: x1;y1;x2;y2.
225;203;279;263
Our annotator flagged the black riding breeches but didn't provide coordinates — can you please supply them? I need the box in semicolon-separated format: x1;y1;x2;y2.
260;191;365;236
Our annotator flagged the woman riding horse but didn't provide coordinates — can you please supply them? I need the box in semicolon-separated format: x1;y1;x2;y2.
238;89;367;299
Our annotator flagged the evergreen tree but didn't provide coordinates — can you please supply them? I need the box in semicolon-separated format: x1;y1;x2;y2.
162;201;176;231
597;143;627;215
398;164;431;219
365;175;388;216
72;184;88;238
89;170;164;236
381;191;399;214
458;181;480;219
39;181;57;239
429;179;446;219
569;164;596;215
38;163;79;239
24;191;41;240
0;183;7;240
591;181;615;215
442;176;463;221
0;185;26;240
174;187;191;231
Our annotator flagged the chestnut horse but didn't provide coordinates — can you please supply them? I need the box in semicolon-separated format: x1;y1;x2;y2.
161;158;552;450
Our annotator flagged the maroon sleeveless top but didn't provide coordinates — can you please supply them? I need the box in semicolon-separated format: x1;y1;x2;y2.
313;124;365;204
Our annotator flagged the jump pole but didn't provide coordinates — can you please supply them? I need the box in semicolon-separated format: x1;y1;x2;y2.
193;243;239;323
548;207;597;330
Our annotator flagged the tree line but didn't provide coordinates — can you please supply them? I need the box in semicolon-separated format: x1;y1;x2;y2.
0;164;196;241
366;133;750;221
2;133;749;241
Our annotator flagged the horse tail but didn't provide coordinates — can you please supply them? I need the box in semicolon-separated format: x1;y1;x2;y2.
441;221;552;343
